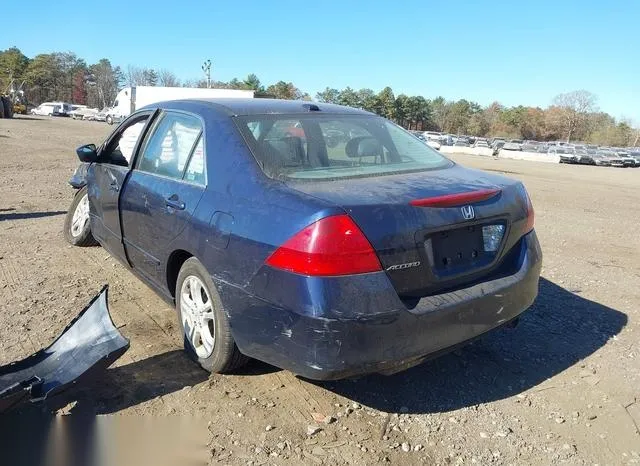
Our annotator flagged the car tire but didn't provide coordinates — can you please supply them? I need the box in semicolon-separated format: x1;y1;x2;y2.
64;186;98;247
176;257;249;374
106;115;113;125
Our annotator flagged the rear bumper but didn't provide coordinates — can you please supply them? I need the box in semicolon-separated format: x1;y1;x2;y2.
223;231;542;380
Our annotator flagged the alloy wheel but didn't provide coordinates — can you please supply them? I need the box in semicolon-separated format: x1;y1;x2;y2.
180;275;215;358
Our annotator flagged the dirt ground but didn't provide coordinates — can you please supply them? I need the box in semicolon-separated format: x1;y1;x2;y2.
0;115;639;465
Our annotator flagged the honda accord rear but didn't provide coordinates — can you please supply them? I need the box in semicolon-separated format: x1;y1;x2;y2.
212;102;542;380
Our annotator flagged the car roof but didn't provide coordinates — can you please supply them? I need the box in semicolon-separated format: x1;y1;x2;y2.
153;98;372;116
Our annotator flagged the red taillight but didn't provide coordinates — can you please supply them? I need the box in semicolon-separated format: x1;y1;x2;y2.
265;215;382;276
524;192;535;233
517;183;535;233
409;188;501;208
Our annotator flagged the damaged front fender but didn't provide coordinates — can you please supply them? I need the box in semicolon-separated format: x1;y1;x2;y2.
68;162;90;189
0;286;129;414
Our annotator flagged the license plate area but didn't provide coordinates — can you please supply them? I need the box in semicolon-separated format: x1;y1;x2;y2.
425;221;507;278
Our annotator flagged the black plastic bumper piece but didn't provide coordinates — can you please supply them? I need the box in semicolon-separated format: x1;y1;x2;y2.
0;286;129;414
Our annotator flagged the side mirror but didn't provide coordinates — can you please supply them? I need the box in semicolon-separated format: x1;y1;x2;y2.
76;144;98;163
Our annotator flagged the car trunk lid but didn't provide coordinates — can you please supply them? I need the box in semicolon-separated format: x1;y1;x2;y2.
287;165;532;297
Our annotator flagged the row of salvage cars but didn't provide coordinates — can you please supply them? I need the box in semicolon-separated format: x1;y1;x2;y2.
551;147;640;167
490;140;640;166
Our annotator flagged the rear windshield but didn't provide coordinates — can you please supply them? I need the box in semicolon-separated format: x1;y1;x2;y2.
235;114;452;180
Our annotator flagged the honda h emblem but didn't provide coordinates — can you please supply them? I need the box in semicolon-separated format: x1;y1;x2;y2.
461;205;475;220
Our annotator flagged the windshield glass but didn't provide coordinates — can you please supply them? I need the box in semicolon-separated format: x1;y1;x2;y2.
235;114;452;180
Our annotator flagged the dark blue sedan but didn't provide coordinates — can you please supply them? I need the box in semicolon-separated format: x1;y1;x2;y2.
65;98;542;380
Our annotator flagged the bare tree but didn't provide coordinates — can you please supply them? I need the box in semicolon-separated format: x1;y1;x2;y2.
86;59;121;109
158;69;180;87
126;65;146;86
552;90;598;142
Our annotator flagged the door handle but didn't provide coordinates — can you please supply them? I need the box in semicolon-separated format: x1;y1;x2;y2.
109;181;119;192
165;197;185;211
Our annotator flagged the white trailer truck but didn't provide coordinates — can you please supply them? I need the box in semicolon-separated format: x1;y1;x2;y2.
105;86;255;124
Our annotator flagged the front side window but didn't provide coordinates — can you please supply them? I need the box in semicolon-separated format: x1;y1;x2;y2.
235;114;452;181
101;115;149;166
137;112;202;180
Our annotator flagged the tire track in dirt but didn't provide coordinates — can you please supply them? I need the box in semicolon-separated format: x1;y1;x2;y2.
0;256;21;294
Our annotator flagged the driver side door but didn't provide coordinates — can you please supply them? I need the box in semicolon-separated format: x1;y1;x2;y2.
87;111;154;262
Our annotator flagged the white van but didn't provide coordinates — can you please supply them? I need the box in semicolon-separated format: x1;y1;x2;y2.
30;102;73;116
31;103;62;116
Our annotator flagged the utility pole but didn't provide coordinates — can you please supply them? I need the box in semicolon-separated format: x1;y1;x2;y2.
202;59;212;89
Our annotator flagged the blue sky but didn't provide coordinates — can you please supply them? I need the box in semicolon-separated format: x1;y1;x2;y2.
3;0;639;121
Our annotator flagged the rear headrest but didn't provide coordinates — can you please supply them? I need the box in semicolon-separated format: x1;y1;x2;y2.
345;136;383;158
261;136;306;168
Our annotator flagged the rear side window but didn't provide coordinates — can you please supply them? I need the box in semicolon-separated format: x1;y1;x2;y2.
235;114;451;181
137;112;202;180
183;137;206;185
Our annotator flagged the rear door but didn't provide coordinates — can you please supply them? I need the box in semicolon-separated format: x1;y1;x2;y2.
87;112;152;261
120;111;206;286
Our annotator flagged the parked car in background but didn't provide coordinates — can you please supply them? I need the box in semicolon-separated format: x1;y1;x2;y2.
412;131;441;150
574;149;595;165
598;150;625;167
521;141;540;152
70;106;100;120
453;138;470;147
426;139;442;150
549;146;577;164
591;153;611;166
64;98;541;380
441;134;454;146
30;103;62;116
536;143;550;153
627;151;640;167
502;140;523;151
473;140;490;148
615;150;637;167
69;105;87;117
85;108;109;122
423;131;444;142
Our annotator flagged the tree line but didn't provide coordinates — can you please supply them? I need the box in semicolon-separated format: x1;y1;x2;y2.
1;47;637;146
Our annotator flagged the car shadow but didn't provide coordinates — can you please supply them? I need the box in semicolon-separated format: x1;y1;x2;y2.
0;210;66;221
0;279;625;419
312;278;627;414
68;350;209;415
13;116;46;121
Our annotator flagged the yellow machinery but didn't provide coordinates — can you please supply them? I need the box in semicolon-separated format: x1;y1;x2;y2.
1;80;28;117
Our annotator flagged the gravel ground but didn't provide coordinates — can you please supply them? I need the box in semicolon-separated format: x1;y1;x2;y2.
0;116;638;465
